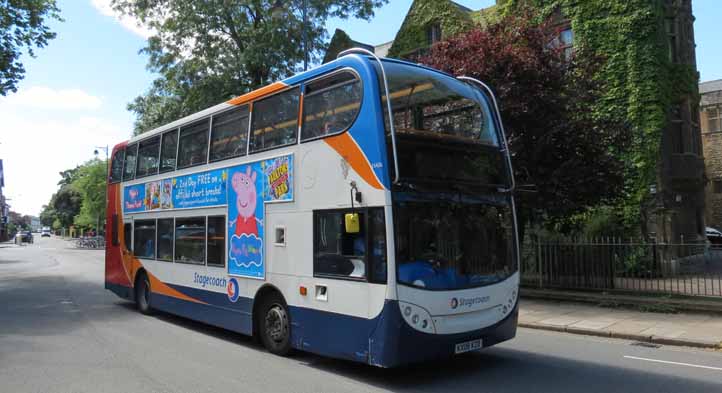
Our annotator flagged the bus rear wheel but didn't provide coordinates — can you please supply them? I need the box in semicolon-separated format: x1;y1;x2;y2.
135;272;153;315
258;293;292;356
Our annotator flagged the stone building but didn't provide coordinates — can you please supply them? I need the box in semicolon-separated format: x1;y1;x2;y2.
326;0;705;245
700;80;722;229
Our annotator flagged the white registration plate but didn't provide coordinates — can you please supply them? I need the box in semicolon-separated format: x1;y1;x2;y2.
455;338;483;354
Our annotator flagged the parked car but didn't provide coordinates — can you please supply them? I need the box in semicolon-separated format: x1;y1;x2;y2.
706;227;722;247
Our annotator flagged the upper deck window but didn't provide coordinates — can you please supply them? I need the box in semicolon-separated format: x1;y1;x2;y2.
136;136;160;178
160;130;178;173
122;143;138;181
250;87;300;152
177;119;210;169
109;148;124;183
210;106;249;161
302;71;362;141
376;61;498;145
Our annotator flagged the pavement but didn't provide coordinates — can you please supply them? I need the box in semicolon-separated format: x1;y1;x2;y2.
519;298;722;349
3;237;722;392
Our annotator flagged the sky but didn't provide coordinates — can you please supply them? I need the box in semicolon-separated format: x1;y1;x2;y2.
0;0;721;217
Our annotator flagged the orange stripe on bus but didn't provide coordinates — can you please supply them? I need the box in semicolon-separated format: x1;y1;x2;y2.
324;133;384;190
226;82;288;106
147;270;207;305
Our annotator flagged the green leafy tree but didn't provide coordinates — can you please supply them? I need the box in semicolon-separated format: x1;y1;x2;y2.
48;186;82;229
71;159;107;230
0;0;62;95
111;0;387;134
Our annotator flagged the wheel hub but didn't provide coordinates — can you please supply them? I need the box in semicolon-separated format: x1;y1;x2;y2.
265;305;288;343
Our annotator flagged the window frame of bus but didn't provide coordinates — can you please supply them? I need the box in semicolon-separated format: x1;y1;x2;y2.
312;207;387;283
159;129;179;174
174;216;207;265
156;217;174;262
208;105;250;163
176;118;211;170
300;68;364;143
122;143;138;181
249;86;301;153
135;135;161;179
109;148;125;183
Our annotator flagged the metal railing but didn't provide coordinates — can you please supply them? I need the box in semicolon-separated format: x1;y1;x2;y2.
521;237;722;297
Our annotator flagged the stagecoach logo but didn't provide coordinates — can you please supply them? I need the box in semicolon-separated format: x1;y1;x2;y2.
227;278;240;302
451;296;490;310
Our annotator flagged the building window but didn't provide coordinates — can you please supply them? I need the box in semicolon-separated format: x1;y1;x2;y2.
559;28;574;60
426;23;442;45
707;107;721;133
714;179;722;194
666;17;678;63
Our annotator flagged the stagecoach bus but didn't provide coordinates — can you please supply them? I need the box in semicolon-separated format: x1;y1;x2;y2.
104;49;519;367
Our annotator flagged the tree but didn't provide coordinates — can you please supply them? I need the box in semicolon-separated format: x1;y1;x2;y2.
422;11;629;233
111;0;387;134
0;0;62;95
71;159;107;230
48;186;82;229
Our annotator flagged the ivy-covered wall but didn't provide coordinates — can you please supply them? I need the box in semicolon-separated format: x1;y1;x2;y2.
500;0;701;234
387;0;474;58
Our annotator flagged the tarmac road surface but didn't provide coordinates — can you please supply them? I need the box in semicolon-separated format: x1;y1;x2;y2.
1;236;722;393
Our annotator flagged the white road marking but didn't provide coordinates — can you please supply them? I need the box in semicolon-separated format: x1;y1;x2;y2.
624;355;722;372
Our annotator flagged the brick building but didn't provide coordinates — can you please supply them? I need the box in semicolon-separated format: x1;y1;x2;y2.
700;80;722;230
326;0;705;245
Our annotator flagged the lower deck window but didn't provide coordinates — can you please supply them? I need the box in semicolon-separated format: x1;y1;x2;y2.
207;216;226;267
156;218;174;261
133;219;156;259
175;217;206;264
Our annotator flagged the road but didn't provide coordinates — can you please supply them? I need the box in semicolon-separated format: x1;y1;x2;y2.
2;237;722;393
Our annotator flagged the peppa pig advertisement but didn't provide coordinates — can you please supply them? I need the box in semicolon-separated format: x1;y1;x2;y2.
123;184;146;213
227;154;294;278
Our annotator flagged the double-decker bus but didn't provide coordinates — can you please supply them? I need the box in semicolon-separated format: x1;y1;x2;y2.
104;49;519;367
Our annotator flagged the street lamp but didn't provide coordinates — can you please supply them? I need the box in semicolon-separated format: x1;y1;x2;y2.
271;0;309;71
94;145;109;237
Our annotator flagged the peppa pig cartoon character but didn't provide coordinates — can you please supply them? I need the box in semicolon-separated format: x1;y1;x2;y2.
230;166;258;236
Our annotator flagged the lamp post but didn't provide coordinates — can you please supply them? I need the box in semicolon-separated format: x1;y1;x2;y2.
271;0;309;71
94;146;109;236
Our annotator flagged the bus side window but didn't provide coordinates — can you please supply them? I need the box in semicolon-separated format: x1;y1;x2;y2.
313;210;366;280
112;214;119;246
249;87;300;152
123;222;133;252
301;71;362;141
177;119;210;169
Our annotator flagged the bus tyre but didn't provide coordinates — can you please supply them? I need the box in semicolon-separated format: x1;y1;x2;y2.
258;294;292;356
135;272;153;315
